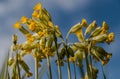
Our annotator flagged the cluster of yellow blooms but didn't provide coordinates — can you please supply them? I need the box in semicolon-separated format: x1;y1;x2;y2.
67;19;114;79
11;2;62;78
9;2;115;79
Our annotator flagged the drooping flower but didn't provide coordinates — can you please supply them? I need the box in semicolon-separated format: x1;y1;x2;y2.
34;2;42;11
26;33;34;43
48;21;53;27
21;16;28;23
106;32;114;44
13;21;21;28
28;20;37;31
32;11;41;18
81;18;88;27
26;71;33;77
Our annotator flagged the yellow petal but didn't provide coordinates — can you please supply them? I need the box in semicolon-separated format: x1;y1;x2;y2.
34;2;42;11
13;21;21;28
21;16;28;23
48;21;53;27
32;11;40;18
81;18;88;27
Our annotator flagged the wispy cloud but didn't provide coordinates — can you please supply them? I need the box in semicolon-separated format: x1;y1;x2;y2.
42;0;91;11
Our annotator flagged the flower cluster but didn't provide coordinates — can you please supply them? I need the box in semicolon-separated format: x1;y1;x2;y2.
67;19;114;78
9;2;62;78
8;2;114;79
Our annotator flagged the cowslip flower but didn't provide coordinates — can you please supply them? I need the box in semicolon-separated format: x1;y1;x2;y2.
106;32;114;44
102;21;109;30
26;33;34;43
81;18;88;27
74;29;84;42
21;16;28;23
32;11;40;18
48;21;53;27
13;21;21;28
26;71;33;77
29;20;37;31
34;2;42;11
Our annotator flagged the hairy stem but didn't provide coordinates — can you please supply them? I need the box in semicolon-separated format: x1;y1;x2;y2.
53;32;62;79
35;55;38;79
47;55;52;79
16;52;21;79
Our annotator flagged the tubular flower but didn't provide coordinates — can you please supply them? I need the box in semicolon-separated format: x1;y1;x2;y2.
101;29;108;34
26;33;34;43
34;2;42;11
21;16;28;23
13;21;21;28
29;20;37;31
81;18;88;27
106;32;114;44
32;11;40;18
26;71;33;77
102;21;109;30
74;29;84;42
48;21;53;27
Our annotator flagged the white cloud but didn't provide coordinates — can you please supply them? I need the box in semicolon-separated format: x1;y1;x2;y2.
0;0;28;16
43;0;91;11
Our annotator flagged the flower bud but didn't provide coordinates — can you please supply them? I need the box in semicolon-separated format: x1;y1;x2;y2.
91;34;108;42
90;27;102;37
85;21;97;35
19;60;30;72
12;34;18;45
8;58;15;66
19;26;29;35
69;23;82;33
26;71;33;77
40;37;46;49
81;18;88;27
102;21;109;30
46;36;54;48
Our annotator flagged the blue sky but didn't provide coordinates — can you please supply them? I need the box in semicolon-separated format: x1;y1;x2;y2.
0;0;120;79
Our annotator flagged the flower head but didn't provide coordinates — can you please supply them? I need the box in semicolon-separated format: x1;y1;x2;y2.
81;18;88;27
34;2;42;11
48;21;53;27
106;32;114;44
21;16;28;23
13;21;21;28
26;33;34;43
32;11;41;18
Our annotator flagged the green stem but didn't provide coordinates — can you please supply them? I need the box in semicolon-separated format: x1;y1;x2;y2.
73;64;76;79
35;56;38;79
84;51;90;79
47;55;52;79
53;32;62;79
67;57;71;79
16;52;21;79
65;36;72;79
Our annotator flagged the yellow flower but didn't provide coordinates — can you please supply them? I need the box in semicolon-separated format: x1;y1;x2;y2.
21;16;28;23
102;21;109;30
69;56;76;63
26;33;34;43
13;21;21;28
26;71;33;77
106;32;114;44
101;29;108;34
48;21;53;27
38;31;43;36
34;2;42;11
91;20;97;27
32;11;40;18
29;20;37;31
74;29;84;42
81;18;88;27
